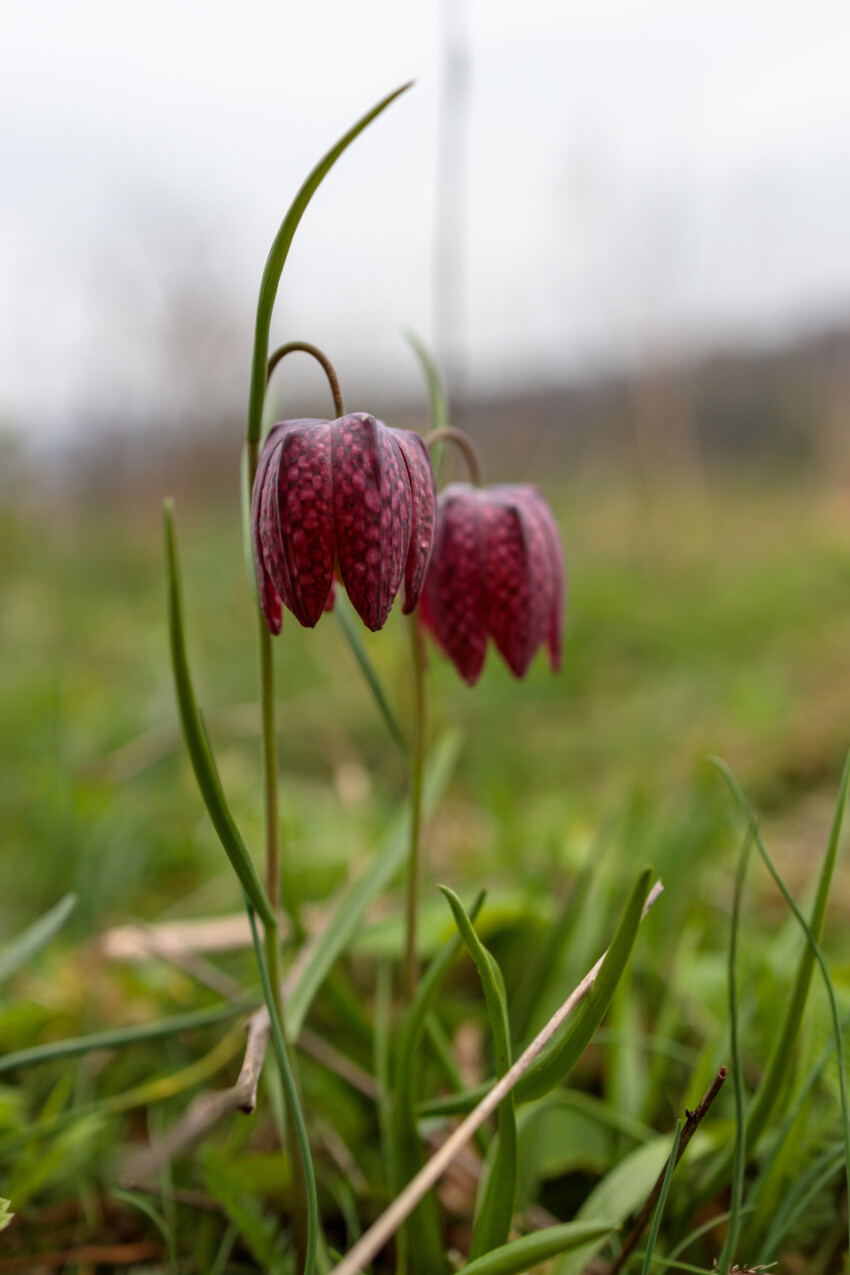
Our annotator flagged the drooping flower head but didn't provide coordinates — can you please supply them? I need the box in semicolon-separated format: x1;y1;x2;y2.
419;482;564;685
252;412;437;634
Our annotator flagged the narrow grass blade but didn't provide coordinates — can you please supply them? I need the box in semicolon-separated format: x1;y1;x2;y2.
246;902;318;1275
511;837;603;1044
439;886;517;1260
209;1223;238;1275
633;1258;727;1274
406;333;448;435
393;892;484;1275
333;593;409;760
666;1206;756;1264
762;1142;845;1260
0;893;76;987
458;1221;620;1275
742;1008;850;1253
0;1027;245;1158
246;83;412;446
640;1119;682;1275
112;1188;178;1272
0;999;249;1076
517;867;654;1103
163;501;275;927
714;757;850;1272
287;731;460;1037
716;827;752;1275
203;1146;288;1274
726;751;849;1151
374;959;395;1185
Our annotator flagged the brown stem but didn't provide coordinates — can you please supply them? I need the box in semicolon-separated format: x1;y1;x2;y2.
602;1066;729;1275
267;340;345;417
424;425;483;485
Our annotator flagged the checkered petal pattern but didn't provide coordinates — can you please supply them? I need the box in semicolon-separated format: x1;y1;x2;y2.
420;483;565;685
252;412;437;633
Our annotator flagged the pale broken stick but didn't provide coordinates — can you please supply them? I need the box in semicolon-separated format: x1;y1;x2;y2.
330;880;664;1275
122;1011;271;1183
122;922;330;1183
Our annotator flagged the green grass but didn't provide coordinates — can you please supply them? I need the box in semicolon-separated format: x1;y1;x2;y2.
1;470;849;1271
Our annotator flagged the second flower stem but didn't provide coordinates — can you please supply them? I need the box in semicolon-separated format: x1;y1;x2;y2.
404;610;427;1002
259;620;281;920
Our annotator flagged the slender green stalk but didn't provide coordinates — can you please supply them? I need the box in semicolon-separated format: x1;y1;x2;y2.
333;594;410;760
246;902;318;1275
258;619;281;920
0;893;76;987
249;394;301;1269
163;502;275;928
0;1000;249;1077
640;1119;682;1275
440;887;516;1259
717;830;752;1275
404;609;427;1001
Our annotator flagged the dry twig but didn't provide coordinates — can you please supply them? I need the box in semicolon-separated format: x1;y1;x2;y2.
122;912;378;1182
601;1066;728;1275
122;1011;270;1183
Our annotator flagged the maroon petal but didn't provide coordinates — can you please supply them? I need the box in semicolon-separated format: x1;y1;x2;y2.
331;413;411;631
485;485;564;677
483;494;539;678
272;421;336;627
421;485;488;685
517;487;565;671
255;424;298;631
251;427;286;634
394;429;437;613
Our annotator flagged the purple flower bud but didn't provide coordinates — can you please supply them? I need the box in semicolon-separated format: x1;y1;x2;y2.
419;483;565;685
252;413;437;634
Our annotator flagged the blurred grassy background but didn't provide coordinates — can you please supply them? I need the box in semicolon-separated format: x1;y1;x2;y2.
4;404;850;939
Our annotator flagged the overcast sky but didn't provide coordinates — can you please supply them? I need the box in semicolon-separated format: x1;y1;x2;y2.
3;0;850;438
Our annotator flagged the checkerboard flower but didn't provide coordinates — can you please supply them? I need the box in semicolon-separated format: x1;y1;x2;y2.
419;482;564;685
252;412;437;634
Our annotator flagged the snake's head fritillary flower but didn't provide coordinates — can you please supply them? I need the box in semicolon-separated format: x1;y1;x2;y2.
252;412;437;634
419;483;565;685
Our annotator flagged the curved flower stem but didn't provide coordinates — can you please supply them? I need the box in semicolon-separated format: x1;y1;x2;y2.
404;610;427;1002
424;426;483;486
267;341;345;419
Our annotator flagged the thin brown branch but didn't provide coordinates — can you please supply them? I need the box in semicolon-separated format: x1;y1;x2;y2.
424;426;483;485
601;1066;728;1275
329;880;664;1275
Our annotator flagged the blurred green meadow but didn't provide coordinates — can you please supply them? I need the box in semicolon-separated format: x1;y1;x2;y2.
2;458;850;1270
